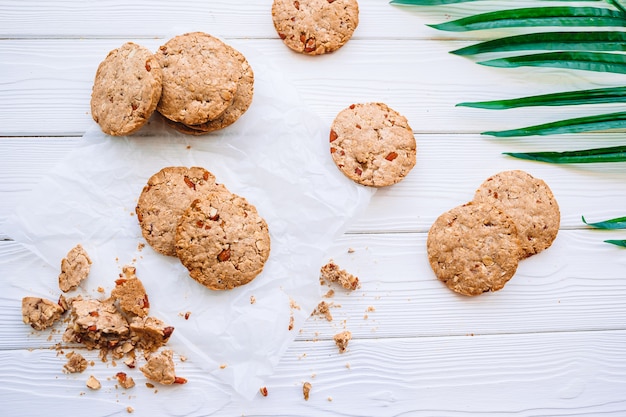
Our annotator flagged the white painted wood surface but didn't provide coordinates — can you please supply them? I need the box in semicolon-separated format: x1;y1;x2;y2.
1;1;626;416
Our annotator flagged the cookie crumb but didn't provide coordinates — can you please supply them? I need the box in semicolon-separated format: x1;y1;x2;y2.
64;351;88;374
347;248;355;253
323;289;335;298
115;372;135;389
328;396;333;402
320;261;359;290
219;364;227;369
303;381;312;401
333;331;352;354
260;386;268;397
126;406;134;413
250;295;256;304
86;375;101;390
312;301;333;322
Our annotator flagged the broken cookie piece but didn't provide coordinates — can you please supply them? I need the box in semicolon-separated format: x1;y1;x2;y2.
86;375;101;390
303;381;312;401
58;244;92;292
111;266;150;317
63;351;88;374
21;296;65;331
115;371;136;389
140;349;186;385
320;261;359;290
333;330;352;354
129;316;174;353
313;301;333;322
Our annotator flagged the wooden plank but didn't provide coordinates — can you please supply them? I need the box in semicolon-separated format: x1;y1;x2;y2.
2;38;626;136
1;331;625;416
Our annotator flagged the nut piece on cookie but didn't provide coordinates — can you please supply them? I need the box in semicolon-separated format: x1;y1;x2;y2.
329;102;416;187
320;260;359;290
63;351;88;374
140;349;186;385
333;330;352;354
129;316;174;353
272;0;360;55
111;266;150;318
90;42;163;136
62;297;130;350
21;296;66;331
58;244;92;292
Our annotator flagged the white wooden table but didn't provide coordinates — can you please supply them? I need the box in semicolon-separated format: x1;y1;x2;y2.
2;1;626;416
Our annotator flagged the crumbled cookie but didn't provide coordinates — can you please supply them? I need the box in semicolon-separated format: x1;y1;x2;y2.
427;201;522;296
86;375;102;390
333;330;352;353
175;190;271;290
115;372;136;389
21;296;65;331
135;166;224;256
320;261;359;290
111;266;149;317
62;297;130;350
313;301;333;321
63;351;88;374
330;102;416;187
140;349;179;385
272;0;359;55
155;32;243;125
129;316;174;353
473;170;560;258
90;42;162;136
302;381;312;401
58;244;92;292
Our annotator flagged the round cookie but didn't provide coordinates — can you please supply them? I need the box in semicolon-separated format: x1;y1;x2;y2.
155;32;242;125
135;167;225;256
271;0;359;55
473;170;560;258
175;190;271;291
90;42;162;136
427;201;523;296
329;102;416;187
188;46;254;133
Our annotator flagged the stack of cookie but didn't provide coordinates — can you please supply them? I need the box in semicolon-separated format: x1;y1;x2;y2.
427;170;560;296
90;32;253;137
135;166;271;291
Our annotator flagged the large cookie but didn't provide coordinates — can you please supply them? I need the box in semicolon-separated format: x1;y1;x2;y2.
473;170;560;258
90;42;162;136
427;202;523;296
175;190;271;290
271;0;359;55
329;102;416;187
135;167;224;256
155;32;242;125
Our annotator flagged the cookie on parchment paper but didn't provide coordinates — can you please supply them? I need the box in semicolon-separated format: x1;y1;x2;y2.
329;102;416;187
135;166;225;257
90;42;163;136
427;201;523;297
473;170;560;258
175;190;271;291
155;32;243;125
271;0;360;55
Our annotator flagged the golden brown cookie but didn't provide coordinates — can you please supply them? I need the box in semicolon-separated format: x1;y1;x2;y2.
155;32;243;125
135;166;225;257
271;0;360;55
175;190;271;290
90;42;162;136
427;201;523;296
473;170;560;258
330;102;416;187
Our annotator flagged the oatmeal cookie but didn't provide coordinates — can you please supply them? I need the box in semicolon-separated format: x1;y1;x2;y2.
90;42;162;136
473;170;560;258
175;190;271;290
135;166;224;256
427;201;523;296
271;0;359;55
330;102;416;187
155;32;242;125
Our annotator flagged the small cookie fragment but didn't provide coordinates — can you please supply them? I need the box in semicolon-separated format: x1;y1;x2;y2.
135;166;223;257
427;202;522;296
21;296;65;331
302;381;312;401
473;170;560;258
313;300;333;321
115;372;136;389
86;375;101;390
64;351;88;374
62;297;130;350
90;42;162;136
175;190;271;290
58;244;92;292
111;266;150;317
330;102;416;187
333;330;352;354
140;349;178;385
129;316;174;353
272;0;360;55
320;261;359;290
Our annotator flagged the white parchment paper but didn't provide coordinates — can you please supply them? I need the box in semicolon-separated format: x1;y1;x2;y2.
3;45;374;400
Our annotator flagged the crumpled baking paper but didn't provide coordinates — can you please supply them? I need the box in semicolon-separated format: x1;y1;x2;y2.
2;43;374;400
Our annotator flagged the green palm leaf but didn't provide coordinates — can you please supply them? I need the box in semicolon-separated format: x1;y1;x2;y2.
479;51;626;74
390;0;482;4
503;145;626;163
605;240;626;247
458;86;626;109
452;31;626;56
582;215;626;229
429;7;626;32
